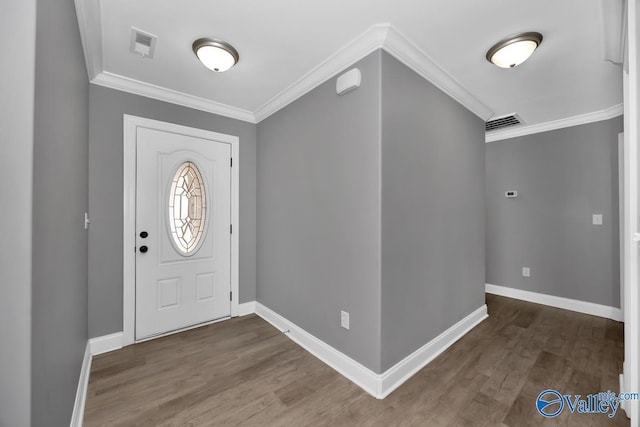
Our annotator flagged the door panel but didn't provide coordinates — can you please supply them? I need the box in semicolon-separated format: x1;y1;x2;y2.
135;127;231;340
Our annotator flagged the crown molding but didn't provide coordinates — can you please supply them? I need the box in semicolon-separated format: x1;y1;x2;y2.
75;4;493;125
76;0;255;123
485;103;624;142
73;6;619;133
254;23;391;122
92;72;257;123
74;0;103;79
382;26;494;120
254;23;494;122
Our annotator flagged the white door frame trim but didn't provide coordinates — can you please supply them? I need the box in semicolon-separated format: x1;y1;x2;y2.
619;132;625;319
623;0;639;423
122;114;240;346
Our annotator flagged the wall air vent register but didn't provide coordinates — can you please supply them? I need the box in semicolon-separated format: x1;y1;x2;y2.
485;113;522;132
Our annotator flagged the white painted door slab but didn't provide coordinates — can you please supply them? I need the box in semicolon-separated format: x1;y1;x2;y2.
135;127;231;340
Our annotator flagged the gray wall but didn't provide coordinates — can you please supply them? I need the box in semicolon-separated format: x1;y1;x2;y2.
257;52;383;372
31;0;90;425
486;116;623;307
0;1;36;426
89;85;257;337
380;52;486;371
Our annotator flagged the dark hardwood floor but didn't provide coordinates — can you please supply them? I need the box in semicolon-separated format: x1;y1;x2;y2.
84;294;628;426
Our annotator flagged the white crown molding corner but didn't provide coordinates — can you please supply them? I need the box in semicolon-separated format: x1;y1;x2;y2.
485;103;624;142
382;27;494;121
89;332;124;356
92;72;257;123
254;22;495;122
253;23;391;122
379;304;488;398
255;302;488;399
74;0;103;80
485;283;623;322
237;301;256;317
70;341;92;427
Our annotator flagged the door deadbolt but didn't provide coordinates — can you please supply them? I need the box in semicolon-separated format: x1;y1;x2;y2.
140;231;149;238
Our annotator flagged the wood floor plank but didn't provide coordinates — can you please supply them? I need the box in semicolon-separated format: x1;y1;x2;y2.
84;295;629;426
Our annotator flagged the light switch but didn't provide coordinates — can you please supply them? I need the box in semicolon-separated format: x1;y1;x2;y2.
341;311;350;330
592;214;603;225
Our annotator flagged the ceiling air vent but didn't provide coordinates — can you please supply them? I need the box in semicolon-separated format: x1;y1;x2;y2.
485;113;522;132
129;28;157;58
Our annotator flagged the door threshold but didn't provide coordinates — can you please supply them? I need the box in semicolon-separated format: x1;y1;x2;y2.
135;315;231;344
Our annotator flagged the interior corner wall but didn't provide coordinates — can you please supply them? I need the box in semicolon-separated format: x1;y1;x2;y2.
256;51;383;372
31;0;90;425
0;1;36;426
379;51;486;371
485;116;623;307
88;85;257;338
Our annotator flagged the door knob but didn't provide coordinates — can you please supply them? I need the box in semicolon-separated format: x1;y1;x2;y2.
139;245;148;253
140;231;148;238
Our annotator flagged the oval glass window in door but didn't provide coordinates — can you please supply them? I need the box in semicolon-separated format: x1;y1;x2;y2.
168;161;207;254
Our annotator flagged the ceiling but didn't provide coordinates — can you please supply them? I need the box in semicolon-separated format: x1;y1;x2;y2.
77;0;624;132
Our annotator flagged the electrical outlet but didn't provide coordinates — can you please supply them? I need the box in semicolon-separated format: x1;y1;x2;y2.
592;214;603;225
341;311;350;330
522;267;530;277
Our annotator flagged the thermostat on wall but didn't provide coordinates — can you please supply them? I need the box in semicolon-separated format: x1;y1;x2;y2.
505;190;518;198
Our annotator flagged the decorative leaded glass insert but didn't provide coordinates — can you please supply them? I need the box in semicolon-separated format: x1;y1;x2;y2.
168;161;207;254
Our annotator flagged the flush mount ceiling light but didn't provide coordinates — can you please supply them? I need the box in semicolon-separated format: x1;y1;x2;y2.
192;38;239;72
486;32;543;68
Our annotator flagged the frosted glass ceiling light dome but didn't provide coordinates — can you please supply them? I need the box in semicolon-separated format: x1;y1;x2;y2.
192;38;239;72
486;32;543;68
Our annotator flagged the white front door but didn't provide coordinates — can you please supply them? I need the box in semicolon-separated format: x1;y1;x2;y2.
135;126;231;340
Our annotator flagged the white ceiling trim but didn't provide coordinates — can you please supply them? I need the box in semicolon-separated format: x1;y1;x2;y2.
485;103;623;142
92;71;256;123
255;23;494;122
74;1;494;124
253;23;391;122
74;0;103;79
75;0;256;123
383;26;494;120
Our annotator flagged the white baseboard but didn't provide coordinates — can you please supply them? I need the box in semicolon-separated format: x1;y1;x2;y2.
255;302;488;399
379;304;488;398
237;301;256;317
485;283;623;322
255;302;381;397
620;373;629;416
89;304;257;357
71;331;123;426
70;342;92;427
89;332;124;356
74;309;255;426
